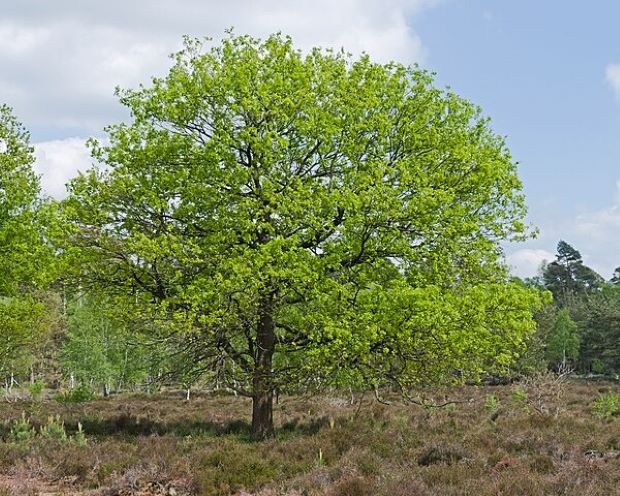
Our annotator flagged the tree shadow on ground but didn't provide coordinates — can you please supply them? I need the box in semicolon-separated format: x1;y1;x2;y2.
53;413;331;441
72;414;252;438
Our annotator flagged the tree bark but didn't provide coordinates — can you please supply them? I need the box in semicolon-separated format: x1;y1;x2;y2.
251;295;276;439
252;384;274;439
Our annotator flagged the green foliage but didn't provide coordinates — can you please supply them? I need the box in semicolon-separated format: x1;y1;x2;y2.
546;308;579;369
61;33;542;434
579;283;620;373
512;385;528;404
28;381;44;401
40;415;67;441
61;294;151;393
73;422;87;447
532;241;620;374
592;392;620;419
9;413;86;446
484;394;500;414
0;105;51;294
55;384;94;403
591;358;606;375
10;413;35;443
0;106;56;385
0;296;52;379
514;301;554;375
542;240;603;304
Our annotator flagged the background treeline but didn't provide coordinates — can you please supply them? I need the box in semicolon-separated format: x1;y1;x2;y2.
0;288;232;399
519;240;620;376
9;238;620;399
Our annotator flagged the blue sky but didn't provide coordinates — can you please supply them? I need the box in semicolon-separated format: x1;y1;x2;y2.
2;0;619;278
416;1;620;278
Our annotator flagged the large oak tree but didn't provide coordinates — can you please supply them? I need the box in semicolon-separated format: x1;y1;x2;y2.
64;34;542;438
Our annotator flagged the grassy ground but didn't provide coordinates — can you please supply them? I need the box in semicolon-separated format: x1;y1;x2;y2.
0;377;618;495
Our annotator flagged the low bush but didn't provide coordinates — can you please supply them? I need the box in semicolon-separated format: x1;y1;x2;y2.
592;391;620;419
484;394;501;415
8;413;86;447
40;415;67;442
28;381;44;402
54;384;94;403
10;413;35;443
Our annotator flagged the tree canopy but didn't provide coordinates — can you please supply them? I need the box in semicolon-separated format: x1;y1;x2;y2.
0;105;50;293
62;33;542;438
0;105;56;381
542;240;603;303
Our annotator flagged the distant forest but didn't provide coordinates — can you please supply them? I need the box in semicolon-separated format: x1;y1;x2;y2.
521;240;620;376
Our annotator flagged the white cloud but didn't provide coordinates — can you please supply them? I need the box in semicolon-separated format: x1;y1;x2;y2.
0;20;171;133
0;24;51;57
0;0;439;135
506;179;620;280
506;248;554;278
605;63;620;99
34;138;92;198
508;181;620;279
0;1;442;199
572;183;620;277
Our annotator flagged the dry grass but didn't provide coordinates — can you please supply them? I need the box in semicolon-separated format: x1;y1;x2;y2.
0;379;617;495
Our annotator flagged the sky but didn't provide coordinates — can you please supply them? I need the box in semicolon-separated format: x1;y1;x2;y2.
2;1;620;279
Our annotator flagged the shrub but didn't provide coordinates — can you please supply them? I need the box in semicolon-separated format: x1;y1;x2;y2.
196;443;278;495
591;358;606;375
28;381;44;401
9;413;86;447
522;372;567;417
592;392;620;419
331;476;377;496
40;415;67;442
10;413;35;443
512;386;528;404
484;394;501;415
54;384;94;403
73;422;87;447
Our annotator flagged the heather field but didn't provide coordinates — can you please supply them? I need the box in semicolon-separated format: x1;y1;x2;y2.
0;378;618;495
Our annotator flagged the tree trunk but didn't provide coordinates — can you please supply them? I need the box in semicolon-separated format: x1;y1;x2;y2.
252;388;274;439
251;295;276;440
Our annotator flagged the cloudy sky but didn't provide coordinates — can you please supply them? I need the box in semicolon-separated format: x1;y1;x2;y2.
3;1;620;279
